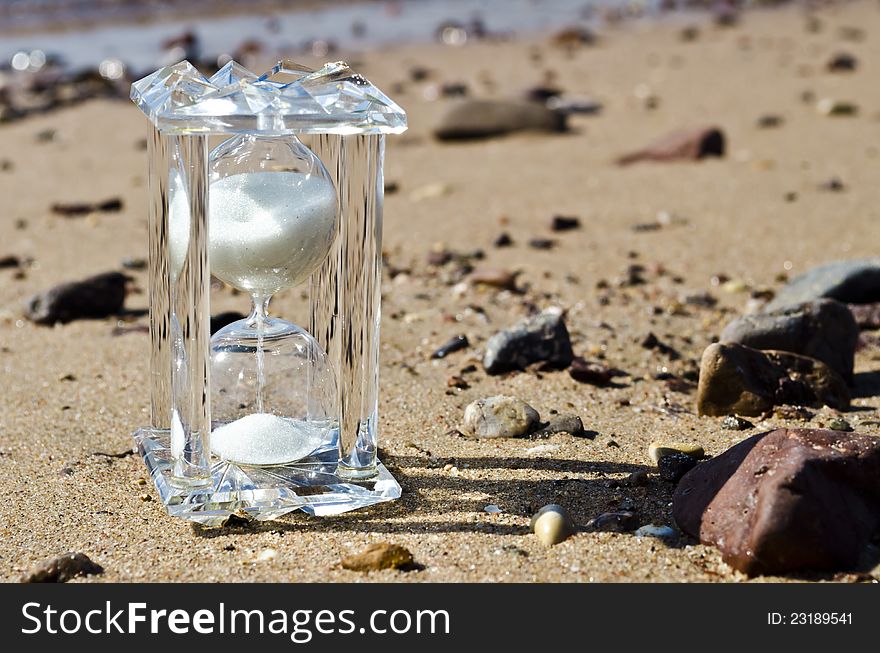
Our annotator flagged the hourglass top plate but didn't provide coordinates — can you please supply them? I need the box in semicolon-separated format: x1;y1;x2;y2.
131;59;407;136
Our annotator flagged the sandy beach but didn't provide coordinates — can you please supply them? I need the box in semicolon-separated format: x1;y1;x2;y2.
2;1;880;582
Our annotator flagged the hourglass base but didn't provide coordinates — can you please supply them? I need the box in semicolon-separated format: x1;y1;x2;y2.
132;427;401;524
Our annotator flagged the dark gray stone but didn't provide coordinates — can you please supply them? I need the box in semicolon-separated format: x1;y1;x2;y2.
483;310;573;375
765;258;880;312
721;298;858;382
434;99;567;141
25;271;129;325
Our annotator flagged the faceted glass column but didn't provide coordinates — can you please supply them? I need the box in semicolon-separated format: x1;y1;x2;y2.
308;134;385;479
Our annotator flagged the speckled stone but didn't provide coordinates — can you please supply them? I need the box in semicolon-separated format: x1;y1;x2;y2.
463;395;540;438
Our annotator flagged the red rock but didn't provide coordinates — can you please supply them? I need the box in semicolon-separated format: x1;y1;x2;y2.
673;428;880;576
617;126;725;165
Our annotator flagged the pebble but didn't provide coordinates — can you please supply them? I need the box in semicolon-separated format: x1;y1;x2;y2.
826;417;852;432
722;415;754;430
827;52;857;72
470;268;519;291
721;299;858;382
648;441;704;464
530;413;585;438
634;524;676;539
756;114;784;129
568;357;617;386
431;334;469;359
658;452;697;484
531;505;573;546
550;215;580;232
617;125;725;165
50;197;124;217
484;504;502;514
340;542;416;572
434;99;567;141
697;342;850;417
257;549;277;562
765;258;880;312
462;395;540;438
493;232;513;247
20;552;104;583
25;271;129;325
483;309;573;375
816;98;858;117
528;237;556;250
625;470;649;486
121;256;147;270
587;511;639;533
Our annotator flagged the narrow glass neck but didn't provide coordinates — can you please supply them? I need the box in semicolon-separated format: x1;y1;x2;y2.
248;294;272;326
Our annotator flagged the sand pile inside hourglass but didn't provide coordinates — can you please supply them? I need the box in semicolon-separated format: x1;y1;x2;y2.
170;159;338;466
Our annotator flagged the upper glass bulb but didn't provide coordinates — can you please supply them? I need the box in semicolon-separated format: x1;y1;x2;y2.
207;134;338;297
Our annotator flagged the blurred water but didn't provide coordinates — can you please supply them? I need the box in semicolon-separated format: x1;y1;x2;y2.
0;0;668;73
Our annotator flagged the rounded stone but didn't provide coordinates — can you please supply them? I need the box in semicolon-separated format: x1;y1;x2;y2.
648;441;704;464
532;509;573;546
463;395;540;438
529;503;568;530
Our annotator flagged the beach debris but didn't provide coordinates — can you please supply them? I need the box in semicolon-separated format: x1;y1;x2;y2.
658;452;698;484
697;342;850;417
756;114;783;129
121;256;147;270
433;99;567;141
0;255;20;269
550;215;580;232
528;237;555;250
211;311;247;335
483;309;573;374
648;441;704;464
21;552;104;583
673;428;880;576
586;511;639;533
50;197;124;217
816;98;858;117
431;334;469;359
551;26;596;48
25;271;129;325
640;332;680;359
824;416;852;432
765;258;880;312
470;267;519;291
532;505;574;546
493;232;513;248
462;395;540;438
721;415;754;431
635;524;676;539
617;126;725;165
827;52;857;72
568;357;619;386
848;302;880;329
530;413;586;438
340;542;416;572
720;299;858;382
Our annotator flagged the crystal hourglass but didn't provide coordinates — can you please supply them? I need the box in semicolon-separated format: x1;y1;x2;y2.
198;134;338;466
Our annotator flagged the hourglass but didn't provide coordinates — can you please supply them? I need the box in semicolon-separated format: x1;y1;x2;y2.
130;59;407;522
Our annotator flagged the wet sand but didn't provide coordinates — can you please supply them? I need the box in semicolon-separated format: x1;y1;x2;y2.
2;1;880;582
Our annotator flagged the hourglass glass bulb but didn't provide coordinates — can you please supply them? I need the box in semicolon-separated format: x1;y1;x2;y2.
208;134;338;298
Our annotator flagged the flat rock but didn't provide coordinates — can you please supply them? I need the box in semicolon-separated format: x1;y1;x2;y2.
340;542;416;572
648;441;704;464
697;342;849;417
463;395;540;438
25;271;129;325
587;511;639;533
531;413;585;438
483;309;573;375
765;258;880;312
433;99;567;141
21;552;104;583
673;428;880;575
617;125;725;165
720;299;858;382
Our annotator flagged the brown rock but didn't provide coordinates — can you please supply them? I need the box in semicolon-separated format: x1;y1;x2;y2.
340;542;416;572
673;428;880;576
470;268;519;291
696;342;849;417
434;99;566;141
21;552;104;583
617;126;725;165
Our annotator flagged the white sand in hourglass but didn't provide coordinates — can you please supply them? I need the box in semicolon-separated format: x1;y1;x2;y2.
169;164;338;466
